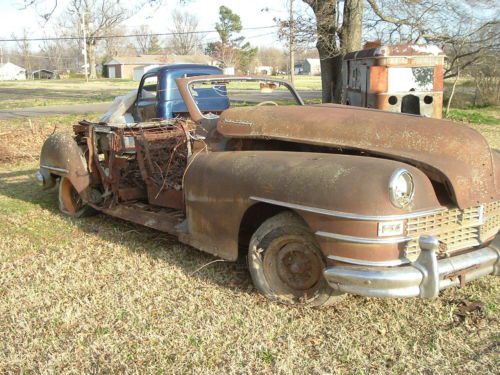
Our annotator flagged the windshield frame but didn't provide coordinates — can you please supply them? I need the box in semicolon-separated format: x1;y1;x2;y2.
176;75;304;122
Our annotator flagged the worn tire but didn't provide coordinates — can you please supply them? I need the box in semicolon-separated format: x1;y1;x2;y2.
248;211;344;307
58;177;96;218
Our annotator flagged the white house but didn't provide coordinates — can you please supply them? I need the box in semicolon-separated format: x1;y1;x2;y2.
0;62;26;80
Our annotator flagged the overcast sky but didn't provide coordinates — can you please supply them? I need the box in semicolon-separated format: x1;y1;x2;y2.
0;0;311;49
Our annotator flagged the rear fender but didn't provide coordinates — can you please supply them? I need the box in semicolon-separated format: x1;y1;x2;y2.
39;133;90;193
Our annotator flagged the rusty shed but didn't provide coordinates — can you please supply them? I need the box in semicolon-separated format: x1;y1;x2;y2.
342;44;445;118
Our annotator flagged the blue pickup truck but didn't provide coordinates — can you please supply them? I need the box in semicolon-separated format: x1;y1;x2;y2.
133;64;228;121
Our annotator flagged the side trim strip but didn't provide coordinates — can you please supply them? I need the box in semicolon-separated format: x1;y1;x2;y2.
40;165;69;174
316;231;411;244
327;255;409;267
250;196;445;221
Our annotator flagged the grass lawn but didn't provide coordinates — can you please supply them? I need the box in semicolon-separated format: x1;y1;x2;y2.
0;114;498;373
0;79;137;110
446;106;500;126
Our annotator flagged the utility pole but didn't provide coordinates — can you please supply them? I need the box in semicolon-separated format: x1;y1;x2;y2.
289;0;295;85
82;12;89;82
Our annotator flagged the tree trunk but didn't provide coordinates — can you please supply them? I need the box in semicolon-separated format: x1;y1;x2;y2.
332;0;364;103
306;0;338;103
305;0;363;103
316;49;343;103
88;39;97;79
317;44;334;103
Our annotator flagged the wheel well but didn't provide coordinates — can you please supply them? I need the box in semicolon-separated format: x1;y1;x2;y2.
237;202;288;262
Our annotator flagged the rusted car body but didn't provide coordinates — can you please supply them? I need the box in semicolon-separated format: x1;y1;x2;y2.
342;44;445;118
37;74;499;306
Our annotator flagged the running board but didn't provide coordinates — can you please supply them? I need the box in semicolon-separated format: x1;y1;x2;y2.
101;202;185;235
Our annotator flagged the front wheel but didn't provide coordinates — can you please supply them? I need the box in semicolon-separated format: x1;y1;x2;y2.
248;211;344;307
58;177;96;218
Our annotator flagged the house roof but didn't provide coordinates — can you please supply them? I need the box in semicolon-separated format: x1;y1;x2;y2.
32;69;55;74
105;54;214;66
0;62;25;72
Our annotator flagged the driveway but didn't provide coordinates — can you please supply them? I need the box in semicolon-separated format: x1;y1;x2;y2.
0;102;112;119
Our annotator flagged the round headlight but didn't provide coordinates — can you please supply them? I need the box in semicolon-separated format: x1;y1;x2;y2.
389;168;415;208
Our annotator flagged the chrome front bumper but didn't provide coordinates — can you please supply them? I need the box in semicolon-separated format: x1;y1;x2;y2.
323;235;500;298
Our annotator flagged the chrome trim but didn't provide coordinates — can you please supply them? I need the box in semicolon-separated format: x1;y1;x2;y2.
478;204;485;225
328;255;409;266
388;168;415;208
378;220;404;237
250;196;445;221
323;235;500;299
40;165;69;174
316;231;411;244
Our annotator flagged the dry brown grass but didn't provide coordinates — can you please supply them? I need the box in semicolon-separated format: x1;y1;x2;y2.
0;115;499;374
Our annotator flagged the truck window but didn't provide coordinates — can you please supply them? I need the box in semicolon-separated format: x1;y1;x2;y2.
140;76;158;99
136;75;159;121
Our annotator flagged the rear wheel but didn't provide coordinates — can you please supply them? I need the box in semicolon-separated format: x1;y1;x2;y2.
248;211;344;307
58;177;96;218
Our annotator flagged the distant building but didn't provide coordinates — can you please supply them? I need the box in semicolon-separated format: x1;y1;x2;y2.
222;67;235;75
0;62;26;80
302;58;321;76
104;54;216;80
294;62;303;75
254;65;273;75
32;69;58;80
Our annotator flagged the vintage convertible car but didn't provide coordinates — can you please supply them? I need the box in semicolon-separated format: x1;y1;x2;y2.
37;74;500;307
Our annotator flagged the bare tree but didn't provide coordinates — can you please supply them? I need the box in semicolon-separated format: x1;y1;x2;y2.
12;29;32;77
365;0;500;79
134;25;163;55
65;0;130;79
169;10;202;55
258;47;287;72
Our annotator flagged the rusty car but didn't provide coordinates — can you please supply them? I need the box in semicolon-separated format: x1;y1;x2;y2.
36;73;500;307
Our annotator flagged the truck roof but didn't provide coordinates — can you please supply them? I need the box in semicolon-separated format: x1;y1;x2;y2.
146;64;223;76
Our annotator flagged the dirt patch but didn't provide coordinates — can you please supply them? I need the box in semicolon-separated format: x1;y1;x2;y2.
0;122;54;164
0;114;100;164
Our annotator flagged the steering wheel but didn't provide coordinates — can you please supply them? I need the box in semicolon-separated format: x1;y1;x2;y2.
256;101;279;107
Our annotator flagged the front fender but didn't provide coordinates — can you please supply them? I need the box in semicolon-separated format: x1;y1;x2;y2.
39;133;90;193
182;151;440;260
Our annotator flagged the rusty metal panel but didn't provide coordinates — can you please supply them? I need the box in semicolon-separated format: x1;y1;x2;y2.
217;105;498;209
182;151;441;261
343;44;445;118
39;132;90;194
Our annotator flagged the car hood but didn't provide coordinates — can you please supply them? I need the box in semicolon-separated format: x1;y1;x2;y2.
217;104;499;209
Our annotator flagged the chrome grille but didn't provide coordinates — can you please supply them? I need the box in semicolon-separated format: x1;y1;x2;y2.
480;215;500;242
404;201;499;261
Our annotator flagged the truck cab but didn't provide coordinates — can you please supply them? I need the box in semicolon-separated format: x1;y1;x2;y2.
133;64;227;122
